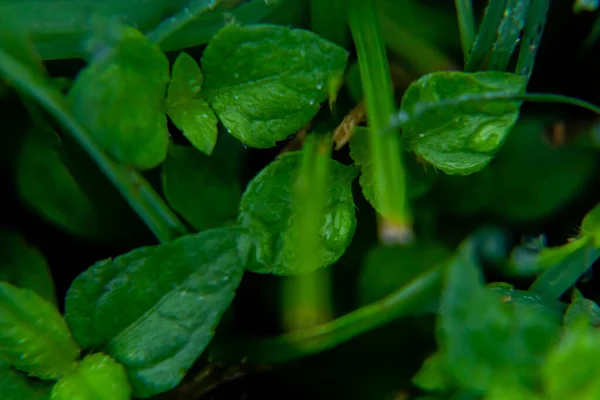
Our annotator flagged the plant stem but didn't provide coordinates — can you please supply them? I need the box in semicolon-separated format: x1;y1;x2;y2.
0;49;188;243
454;0;477;63
348;0;412;244
210;267;443;364
465;0;507;72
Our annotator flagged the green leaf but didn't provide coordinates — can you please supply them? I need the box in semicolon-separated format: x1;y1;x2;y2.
349;127;437;211
357;241;451;306
14;128;119;240
201;24;348;148
68;25;169;169
542;319;600;399
0;361;51;400
581;203;600;246
162;145;241;232
438;241;560;393
0;282;80;379
412;351;455;393
564;291;600;327
64;227;248;398
0;6;43;75
167;52;218;155
400;71;526;175
435;117;597;221
529;236;600;299
238;152;357;275
0;230;56;306
51;353;131;400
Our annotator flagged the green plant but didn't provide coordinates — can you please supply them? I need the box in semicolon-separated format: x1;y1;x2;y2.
1;0;600;399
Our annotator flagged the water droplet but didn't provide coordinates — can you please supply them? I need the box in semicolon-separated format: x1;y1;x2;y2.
234;95;239;100
201;113;208;118
308;99;315;105
316;83;323;90
418;133;425;138
234;72;240;79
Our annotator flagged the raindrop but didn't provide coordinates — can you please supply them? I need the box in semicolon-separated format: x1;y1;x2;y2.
316;83;323;90
308;99;315;105
234;95;239;99
234;72;240;79
201;113;208;118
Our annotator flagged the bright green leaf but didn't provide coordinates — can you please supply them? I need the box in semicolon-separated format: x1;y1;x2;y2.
0;359;51;400
51;353;131;400
68;25;169;169
64;227;248;398
581;203;600;246
412;351;455;393
400;71;526;175
438;240;560;393
0;230;57;306
167;52;218;155
162;145;241;232
542;320;600;399
0;282;80;379
239;152;357;275
201;24;348;148
357;240;451;306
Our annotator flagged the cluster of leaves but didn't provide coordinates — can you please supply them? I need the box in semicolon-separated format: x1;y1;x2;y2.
1;0;600;399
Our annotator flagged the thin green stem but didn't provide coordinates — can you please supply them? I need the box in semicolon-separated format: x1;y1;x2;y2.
0;49;188;243
348;0;412;243
465;0;507;72
454;0;477;63
210;267;443;364
390;92;600;130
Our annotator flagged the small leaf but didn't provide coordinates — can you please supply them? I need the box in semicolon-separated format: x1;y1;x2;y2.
0;360;51;400
68;25;169;169
542;319;600;399
51;353;131;400
167;52;218;155
239;152;357;275
412;352;455;393
0;282;80;379
162;145;241;232
202;24;348;148
0;229;57;306
65;227;248;398
400;71;526;175
564;291;600;327
438;240;560;393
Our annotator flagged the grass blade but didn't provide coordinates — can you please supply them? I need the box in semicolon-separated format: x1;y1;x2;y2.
465;0;508;72
583;13;600;48
515;0;549;81
454;0;477;63
488;0;530;71
348;0;412;244
310;0;349;48
0;49;188;243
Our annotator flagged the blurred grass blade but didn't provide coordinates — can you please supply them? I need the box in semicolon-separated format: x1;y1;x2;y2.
348;0;412;244
310;0;349;48
465;0;507;71
488;0;530;71
515;0;549;81
454;0;477;63
0;49;187;243
147;0;222;45
583;14;600;48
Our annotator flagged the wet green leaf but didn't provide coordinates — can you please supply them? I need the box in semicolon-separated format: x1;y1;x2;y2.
542;319;600;399
357;240;451;305
167;52;218;155
201;24;348;148
68;25;169;169
435;118;596;221
0;282;80;380
0;359;51;400
51;353;131;400
239;152;357;275
400;71;526;175
162;145;241;232
0;230;56;306
65;227;248;398
438;240;560;393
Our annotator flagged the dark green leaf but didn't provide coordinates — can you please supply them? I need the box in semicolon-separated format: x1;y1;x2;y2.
0;359;51;400
400;71;526;175
0;230;56;306
438;241;560;393
542;319;600;398
0;282;80;379
435;118;597;221
357;241;451;306
162;145;241;232
167;52;218;155
238;151;357;275
51;353;131;400
65;227;248;398
68;25;169;169
201;24;348;148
